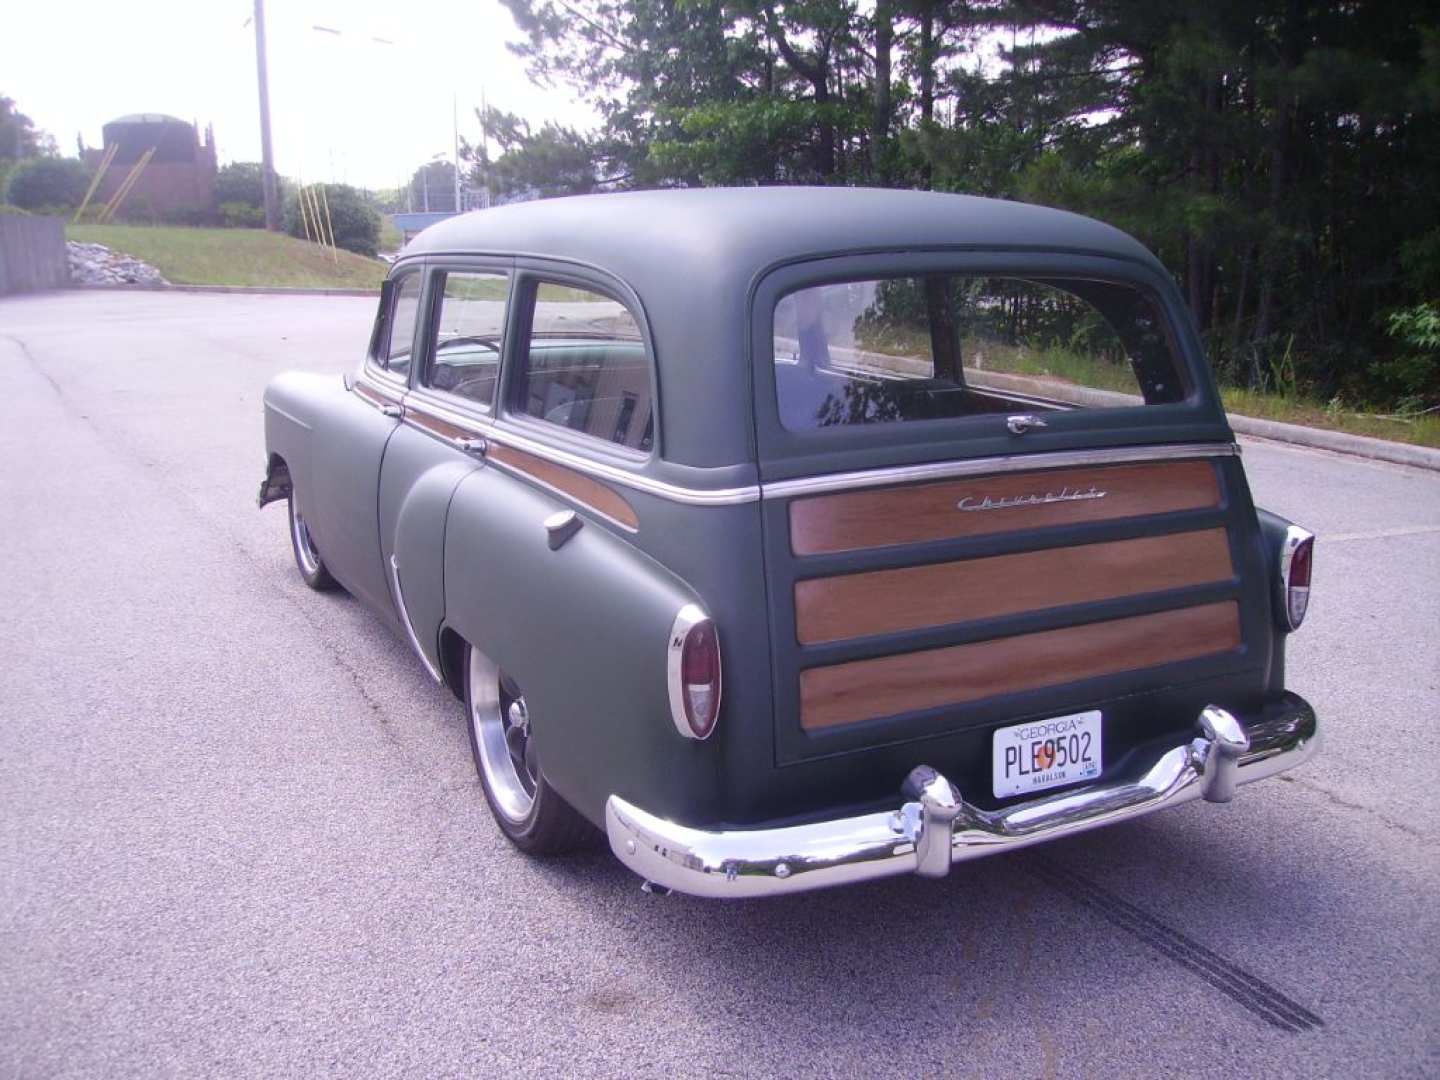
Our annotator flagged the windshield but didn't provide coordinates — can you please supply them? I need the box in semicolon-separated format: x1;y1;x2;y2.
772;275;1187;431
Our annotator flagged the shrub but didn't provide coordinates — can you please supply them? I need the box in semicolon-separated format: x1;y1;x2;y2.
216;162;266;208
219;200;265;228
0;202;30;216
159;205;219;227
283;183;380;256
4;157;90;210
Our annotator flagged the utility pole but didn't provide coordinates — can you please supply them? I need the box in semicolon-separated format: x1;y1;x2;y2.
254;0;281;231
452;93;462;213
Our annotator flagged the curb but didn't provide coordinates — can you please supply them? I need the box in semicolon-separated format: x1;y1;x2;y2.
68;282;379;298
1225;413;1440;471
970;369;1439;473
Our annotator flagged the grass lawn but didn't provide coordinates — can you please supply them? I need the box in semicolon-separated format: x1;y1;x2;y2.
67;224;386;290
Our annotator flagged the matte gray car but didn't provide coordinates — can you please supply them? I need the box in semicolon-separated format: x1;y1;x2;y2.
259;187;1318;898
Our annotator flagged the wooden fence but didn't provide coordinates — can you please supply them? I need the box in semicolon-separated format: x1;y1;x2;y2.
0;213;68;295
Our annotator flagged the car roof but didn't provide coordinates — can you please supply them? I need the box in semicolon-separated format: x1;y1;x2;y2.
402;186;1161;277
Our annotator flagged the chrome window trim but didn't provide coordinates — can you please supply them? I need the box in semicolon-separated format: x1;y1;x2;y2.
359;364;408;397
667;603;719;740
759;442;1241;500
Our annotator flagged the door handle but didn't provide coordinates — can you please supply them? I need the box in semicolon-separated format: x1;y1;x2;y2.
380;404;403;419
456;436;487;456
1005;414;1048;435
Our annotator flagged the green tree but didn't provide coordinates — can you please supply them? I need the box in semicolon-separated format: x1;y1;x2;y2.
0;96;55;162
4;157;90;210
481;0;1440;408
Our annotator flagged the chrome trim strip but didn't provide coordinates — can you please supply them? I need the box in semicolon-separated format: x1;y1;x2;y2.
606;700;1316;899
760;443;1242;500
388;554;444;684
666;603;718;740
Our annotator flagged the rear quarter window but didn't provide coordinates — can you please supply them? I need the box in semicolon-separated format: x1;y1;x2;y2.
512;281;653;452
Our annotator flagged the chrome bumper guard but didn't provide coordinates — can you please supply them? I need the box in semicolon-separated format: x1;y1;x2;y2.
606;699;1318;899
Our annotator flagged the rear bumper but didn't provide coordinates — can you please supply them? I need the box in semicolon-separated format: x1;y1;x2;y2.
605;695;1318;899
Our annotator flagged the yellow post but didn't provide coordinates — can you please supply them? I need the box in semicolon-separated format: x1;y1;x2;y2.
296;179;314;243
318;183;338;263
72;143;118;225
98;147;155;224
305;184;324;248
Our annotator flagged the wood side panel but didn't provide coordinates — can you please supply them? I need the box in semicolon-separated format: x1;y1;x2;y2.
789;461;1220;556
799;601;1242;731
406;407;474;442
795;528;1233;644
488;443;640;530
354;381;401;409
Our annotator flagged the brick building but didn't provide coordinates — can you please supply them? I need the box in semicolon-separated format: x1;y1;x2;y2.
84;114;218;220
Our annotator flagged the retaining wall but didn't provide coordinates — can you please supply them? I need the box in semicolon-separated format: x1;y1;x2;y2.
0;213;68;295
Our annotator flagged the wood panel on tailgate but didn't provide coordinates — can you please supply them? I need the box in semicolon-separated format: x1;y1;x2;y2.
796;527;1234;644
799;601;1243;731
789;460;1220;555
786;457;1238;732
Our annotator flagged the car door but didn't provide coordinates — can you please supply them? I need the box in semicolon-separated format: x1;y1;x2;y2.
379;262;515;678
309;267;422;617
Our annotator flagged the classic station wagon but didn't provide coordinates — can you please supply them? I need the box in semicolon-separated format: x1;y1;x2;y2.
259;187;1318;898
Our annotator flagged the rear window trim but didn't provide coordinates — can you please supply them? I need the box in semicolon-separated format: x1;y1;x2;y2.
749;250;1218;469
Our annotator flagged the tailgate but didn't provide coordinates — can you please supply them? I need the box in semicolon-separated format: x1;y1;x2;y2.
761;446;1269;766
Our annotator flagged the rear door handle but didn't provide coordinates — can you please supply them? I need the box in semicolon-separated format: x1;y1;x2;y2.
1006;414;1048;435
380;404;403;418
456;436;487;457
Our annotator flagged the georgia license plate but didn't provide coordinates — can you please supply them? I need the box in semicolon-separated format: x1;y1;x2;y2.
992;710;1103;799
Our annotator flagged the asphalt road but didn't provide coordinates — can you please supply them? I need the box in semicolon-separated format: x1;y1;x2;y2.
2;290;1437;1079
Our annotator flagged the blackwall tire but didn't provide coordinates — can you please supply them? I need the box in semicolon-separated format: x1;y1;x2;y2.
464;643;594;854
287;494;339;591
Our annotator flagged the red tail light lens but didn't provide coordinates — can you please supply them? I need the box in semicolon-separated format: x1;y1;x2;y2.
668;605;721;739
1280;526;1314;631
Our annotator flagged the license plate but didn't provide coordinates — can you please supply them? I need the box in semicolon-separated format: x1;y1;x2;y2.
992;710;1103;799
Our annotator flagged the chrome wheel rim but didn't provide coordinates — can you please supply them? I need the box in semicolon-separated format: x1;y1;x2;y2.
290;498;322;576
469;648;537;822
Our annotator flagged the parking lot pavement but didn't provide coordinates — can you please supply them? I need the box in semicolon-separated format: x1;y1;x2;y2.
2;290;1437;1079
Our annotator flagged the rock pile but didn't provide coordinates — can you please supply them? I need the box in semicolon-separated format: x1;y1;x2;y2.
67;242;169;286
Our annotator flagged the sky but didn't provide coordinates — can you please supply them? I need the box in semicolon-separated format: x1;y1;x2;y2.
2;0;598;190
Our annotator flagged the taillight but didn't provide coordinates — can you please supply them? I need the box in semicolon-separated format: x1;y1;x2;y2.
668;604;721;739
1279;525;1315;631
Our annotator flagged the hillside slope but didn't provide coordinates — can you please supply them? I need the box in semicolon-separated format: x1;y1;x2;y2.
66;225;385;290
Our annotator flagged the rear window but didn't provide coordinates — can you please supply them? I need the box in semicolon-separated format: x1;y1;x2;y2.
772;276;1187;431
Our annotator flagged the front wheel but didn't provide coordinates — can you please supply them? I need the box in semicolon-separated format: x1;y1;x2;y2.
465;644;593;853
287;494;338;591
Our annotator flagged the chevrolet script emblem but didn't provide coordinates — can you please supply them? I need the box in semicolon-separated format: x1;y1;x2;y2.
956;485;1108;512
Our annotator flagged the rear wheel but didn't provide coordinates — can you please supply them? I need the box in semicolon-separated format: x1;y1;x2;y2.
465;644;593;853
287;494;338;591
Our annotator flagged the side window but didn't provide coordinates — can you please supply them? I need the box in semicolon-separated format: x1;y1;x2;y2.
513;281;652;452
425;271;511;408
375;272;422;380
